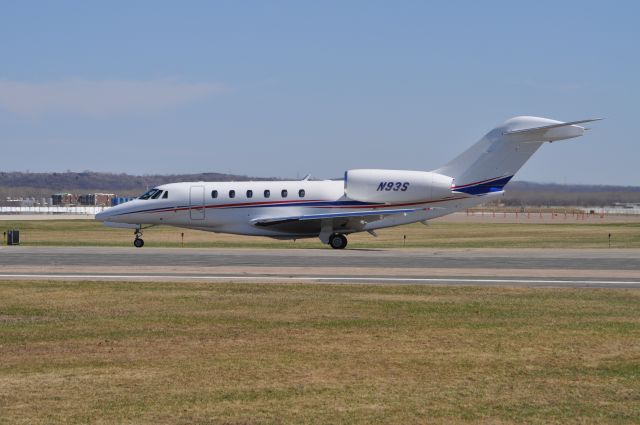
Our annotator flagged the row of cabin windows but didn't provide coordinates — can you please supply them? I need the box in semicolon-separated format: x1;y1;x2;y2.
211;189;305;199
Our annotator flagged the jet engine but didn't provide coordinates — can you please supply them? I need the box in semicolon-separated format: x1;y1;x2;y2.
344;169;454;203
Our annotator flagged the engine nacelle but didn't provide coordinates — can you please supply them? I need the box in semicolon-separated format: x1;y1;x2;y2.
344;169;454;203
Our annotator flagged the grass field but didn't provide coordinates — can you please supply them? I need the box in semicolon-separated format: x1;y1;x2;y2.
1;281;639;424
2;219;640;248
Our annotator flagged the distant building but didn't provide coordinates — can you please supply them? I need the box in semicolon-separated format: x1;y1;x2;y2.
6;197;40;207
51;193;79;206
111;197;136;206
52;192;115;206
613;202;640;209
77;193;115;206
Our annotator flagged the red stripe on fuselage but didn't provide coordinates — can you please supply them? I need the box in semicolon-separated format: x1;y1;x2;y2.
149;198;325;214
144;196;469;215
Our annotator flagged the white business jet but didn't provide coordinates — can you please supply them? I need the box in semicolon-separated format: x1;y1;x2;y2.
96;116;599;249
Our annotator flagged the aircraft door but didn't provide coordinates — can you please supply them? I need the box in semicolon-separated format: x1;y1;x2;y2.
189;186;205;220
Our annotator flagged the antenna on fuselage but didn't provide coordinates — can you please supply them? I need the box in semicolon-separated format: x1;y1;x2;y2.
302;174;311;181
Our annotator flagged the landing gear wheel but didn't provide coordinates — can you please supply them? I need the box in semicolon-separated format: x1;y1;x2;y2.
329;234;348;250
132;228;144;248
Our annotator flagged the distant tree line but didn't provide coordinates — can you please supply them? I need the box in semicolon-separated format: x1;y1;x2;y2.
1;171;639;207
501;182;640;207
0;171;278;204
0;171;275;191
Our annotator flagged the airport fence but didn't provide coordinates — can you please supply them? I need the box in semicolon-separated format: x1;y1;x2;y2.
0;206;107;215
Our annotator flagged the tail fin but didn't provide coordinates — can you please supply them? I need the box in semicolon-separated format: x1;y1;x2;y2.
434;116;600;195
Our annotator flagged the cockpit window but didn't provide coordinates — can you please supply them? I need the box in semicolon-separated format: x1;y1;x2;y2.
162;191;168;199
151;190;163;199
139;188;161;200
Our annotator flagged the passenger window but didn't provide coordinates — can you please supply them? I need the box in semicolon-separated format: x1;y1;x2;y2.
162;191;168;199
298;189;305;198
247;190;253;198
281;189;288;198
229;190;236;198
211;190;218;199
264;189;270;198
151;190;163;199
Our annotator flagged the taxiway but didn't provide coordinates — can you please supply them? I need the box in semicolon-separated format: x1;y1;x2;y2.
1;246;639;288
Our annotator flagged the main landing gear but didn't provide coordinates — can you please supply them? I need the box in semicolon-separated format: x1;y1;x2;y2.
329;233;348;250
133;228;144;248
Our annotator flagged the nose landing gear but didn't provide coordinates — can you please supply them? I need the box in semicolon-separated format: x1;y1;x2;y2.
133;228;144;248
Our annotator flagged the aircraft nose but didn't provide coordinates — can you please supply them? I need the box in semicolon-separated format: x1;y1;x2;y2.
95;208;112;222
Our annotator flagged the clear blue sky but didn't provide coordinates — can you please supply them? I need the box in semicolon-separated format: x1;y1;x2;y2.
0;1;638;184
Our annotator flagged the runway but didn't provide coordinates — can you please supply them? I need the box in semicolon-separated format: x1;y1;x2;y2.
1;246;640;288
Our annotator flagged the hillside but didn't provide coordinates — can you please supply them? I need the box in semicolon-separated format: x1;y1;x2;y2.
1;171;639;207
0;171;275;191
502;181;640;207
0;171;277;200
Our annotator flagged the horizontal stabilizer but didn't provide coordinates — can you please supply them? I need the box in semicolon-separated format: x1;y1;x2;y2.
503;118;603;135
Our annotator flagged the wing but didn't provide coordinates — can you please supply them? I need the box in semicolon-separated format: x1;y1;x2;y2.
251;208;427;233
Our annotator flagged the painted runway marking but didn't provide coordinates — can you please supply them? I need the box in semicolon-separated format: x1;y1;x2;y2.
1;274;640;287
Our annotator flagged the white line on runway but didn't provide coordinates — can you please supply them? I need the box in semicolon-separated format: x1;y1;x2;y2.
1;274;640;287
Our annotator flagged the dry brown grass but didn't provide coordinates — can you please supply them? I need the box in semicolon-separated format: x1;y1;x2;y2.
1;281;639;424
1;219;640;248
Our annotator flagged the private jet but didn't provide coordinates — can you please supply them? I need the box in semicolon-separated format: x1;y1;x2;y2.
96;116;599;249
